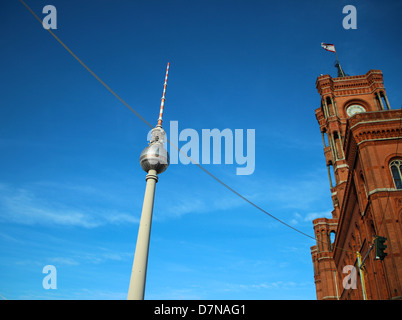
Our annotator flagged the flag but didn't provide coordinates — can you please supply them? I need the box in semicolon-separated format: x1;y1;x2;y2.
321;42;336;53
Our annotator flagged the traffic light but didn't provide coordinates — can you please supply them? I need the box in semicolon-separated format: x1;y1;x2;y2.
374;236;387;260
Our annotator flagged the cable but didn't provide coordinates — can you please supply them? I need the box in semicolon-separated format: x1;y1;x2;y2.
19;0;353;251
18;0;154;130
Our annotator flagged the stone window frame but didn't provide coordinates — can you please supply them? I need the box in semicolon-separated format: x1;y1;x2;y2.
389;159;402;190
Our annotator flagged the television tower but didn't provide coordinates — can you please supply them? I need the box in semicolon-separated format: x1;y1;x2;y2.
127;63;170;300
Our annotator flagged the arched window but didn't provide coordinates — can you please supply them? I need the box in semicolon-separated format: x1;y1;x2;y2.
327;162;336;188
321;102;328;119
379;91;390;110
375;91;391;110
326;97;334;116
321;129;329;148
330;231;336;250
330;231;336;244
390;160;402;189
333;131;343;160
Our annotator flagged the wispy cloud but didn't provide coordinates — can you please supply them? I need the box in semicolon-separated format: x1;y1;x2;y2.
222;280;312;293
71;289;127;300
14;247;132;270
289;210;333;226
0;183;139;228
157;190;247;220
48;257;80;266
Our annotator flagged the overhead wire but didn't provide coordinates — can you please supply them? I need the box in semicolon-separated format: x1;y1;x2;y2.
18;0;154;130
19;0;355;252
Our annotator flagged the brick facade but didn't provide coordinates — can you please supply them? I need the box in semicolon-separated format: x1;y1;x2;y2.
311;70;402;300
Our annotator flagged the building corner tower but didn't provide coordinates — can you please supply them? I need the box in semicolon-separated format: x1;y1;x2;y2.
311;68;402;300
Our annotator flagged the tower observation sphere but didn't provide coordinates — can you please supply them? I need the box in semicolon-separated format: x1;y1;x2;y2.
139;126;169;174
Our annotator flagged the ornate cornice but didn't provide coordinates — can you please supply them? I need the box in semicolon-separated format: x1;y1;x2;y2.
316;70;385;97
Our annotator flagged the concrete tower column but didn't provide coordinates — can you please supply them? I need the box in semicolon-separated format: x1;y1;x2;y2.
127;169;158;300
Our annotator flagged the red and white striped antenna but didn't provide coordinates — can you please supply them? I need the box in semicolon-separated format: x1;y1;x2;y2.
156;62;170;128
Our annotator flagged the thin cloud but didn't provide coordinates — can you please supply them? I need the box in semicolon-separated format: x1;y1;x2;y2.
49;257;80;266
0;183;139;228
222;280;311;293
289;210;332;226
159;193;246;220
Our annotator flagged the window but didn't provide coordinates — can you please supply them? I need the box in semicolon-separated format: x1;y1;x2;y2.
327;162;336;188
380;91;390;110
330;231;336;250
390;160;402;189
326;97;334;116
321;129;329;148
333;132;343;159
375;91;390;110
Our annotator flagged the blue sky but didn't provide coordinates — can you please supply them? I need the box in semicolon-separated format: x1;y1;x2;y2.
1;0;401;300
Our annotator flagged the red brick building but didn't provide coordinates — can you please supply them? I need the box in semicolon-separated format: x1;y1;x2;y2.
310;69;402;300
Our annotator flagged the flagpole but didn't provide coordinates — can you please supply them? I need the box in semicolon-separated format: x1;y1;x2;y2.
321;43;346;77
334;50;345;77
334;50;340;65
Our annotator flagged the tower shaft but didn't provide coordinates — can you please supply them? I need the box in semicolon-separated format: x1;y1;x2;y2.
127;170;158;300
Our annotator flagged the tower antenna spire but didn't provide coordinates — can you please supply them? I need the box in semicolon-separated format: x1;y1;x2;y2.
157;62;170;128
